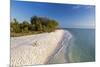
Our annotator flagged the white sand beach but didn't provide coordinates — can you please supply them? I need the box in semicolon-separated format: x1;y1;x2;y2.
10;30;72;66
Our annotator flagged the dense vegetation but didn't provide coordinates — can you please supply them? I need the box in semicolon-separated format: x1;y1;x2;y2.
11;16;59;37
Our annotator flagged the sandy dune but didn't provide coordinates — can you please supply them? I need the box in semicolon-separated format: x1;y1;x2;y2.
10;30;72;66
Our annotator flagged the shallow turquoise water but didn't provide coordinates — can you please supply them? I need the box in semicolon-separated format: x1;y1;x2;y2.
67;28;95;62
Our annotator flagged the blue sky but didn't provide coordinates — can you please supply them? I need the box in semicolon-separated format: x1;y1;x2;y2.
11;0;95;28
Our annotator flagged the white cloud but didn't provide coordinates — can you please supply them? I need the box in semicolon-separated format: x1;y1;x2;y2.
72;5;82;9
72;5;94;10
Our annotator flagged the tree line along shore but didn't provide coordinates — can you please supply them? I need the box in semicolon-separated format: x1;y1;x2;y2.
10;16;59;37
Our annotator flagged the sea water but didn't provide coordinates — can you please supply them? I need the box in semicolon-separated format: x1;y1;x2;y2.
48;28;95;64
67;28;95;62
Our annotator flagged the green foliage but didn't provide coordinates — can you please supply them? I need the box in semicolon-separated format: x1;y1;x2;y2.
11;18;21;33
11;16;59;37
21;21;30;33
30;16;59;32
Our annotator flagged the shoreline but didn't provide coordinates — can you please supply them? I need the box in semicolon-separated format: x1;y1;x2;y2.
11;29;72;66
45;30;72;64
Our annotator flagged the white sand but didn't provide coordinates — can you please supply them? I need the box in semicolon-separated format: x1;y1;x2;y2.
10;30;72;66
